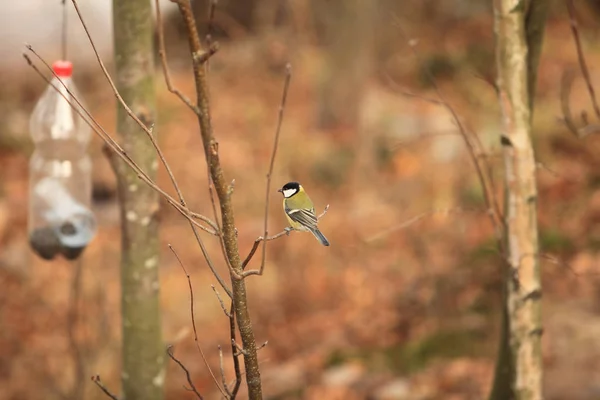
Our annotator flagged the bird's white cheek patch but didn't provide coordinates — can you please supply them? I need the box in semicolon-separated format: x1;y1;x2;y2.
283;188;297;198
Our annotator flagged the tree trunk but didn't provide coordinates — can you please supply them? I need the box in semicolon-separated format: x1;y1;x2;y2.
112;1;164;399
490;1;547;399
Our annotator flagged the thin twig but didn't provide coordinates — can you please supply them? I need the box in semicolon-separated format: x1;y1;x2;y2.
366;207;484;242
204;0;218;73
208;168;236;277
241;231;289;271
166;346;204;400
218;345;232;398
211;285;231;318
256;341;268;351
560;70;580;136
394;21;505;252
207;0;217;39
228;302;241;398
541;253;600;277
155;0;199;114
91;375;119;400
242;65;292;276
566;0;600;119
168;245;229;398
232;339;247;356
318;204;330;220
189;211;219;232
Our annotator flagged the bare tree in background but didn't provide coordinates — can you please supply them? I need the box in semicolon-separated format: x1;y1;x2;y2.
112;0;164;399
489;1;548;399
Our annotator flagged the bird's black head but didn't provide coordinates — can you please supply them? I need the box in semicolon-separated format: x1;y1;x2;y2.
278;181;300;198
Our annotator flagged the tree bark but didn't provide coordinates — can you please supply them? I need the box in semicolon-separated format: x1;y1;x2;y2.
112;1;164;399
490;1;547;399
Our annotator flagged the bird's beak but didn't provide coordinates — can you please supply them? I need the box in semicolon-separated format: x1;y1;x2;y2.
277;188;283;193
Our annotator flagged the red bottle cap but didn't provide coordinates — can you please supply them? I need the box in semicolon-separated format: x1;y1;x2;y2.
52;60;73;78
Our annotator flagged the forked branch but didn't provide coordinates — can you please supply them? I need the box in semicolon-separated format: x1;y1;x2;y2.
166;346;204;400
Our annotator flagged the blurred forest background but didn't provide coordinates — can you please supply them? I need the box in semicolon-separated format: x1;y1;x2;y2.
2;0;600;399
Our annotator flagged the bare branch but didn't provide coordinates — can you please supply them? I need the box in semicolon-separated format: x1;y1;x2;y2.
166;346;204;400
189;211;219;232
392;21;505;252
91;375;120;400
240;65;292;277
232;339;247;357
211;285;231;318
317;204;330;220
218;345;232;399
228;302;242;398
560;70;580;137
540;253;600;277
256;341;268;351
566;0;600;119
241;231;288;271
207;0;218;40
560;1;600;139
365;207;483;243
155;0;200;114
168;245;229;397
207;169;236;278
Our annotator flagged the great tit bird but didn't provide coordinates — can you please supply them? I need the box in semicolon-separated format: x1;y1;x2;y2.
278;181;330;246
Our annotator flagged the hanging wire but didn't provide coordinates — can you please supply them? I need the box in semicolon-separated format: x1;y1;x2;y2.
61;0;68;60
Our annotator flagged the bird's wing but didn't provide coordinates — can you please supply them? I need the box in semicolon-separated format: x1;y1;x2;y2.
286;207;318;229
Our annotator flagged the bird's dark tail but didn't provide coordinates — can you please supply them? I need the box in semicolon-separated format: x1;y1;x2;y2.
310;228;330;246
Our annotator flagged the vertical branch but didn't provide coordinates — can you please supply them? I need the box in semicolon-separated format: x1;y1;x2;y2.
228;301;242;398
566;0;600;119
168;245;227;397
170;2;264;397
492;0;544;399
112;0;164;399
525;0;549;112
244;64;292;277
